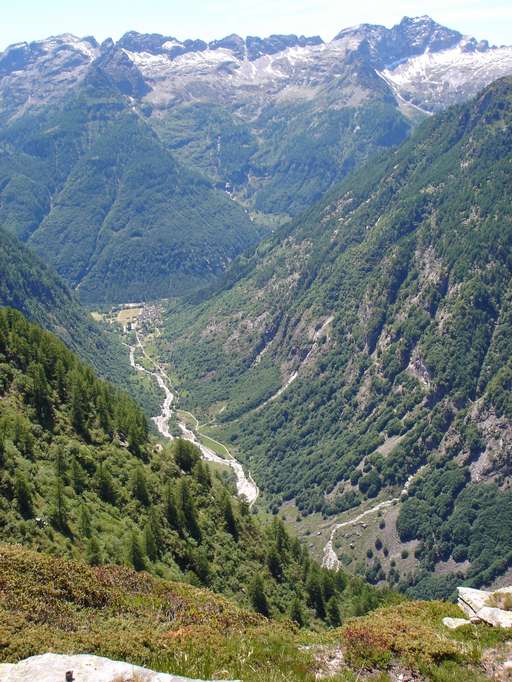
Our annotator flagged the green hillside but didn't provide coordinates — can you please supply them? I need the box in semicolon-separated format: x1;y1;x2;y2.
156;77;512;595
0;227;147;393
0;71;262;303
153;66;410;220
0;307;396;625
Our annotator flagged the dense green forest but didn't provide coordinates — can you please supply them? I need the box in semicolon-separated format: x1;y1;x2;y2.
0;69;262;303
0;226;160;413
0;307;395;624
156;77;512;594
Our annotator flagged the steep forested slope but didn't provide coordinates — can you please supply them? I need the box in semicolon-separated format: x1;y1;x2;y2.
0;69;260;303
158;77;512;593
0;308;391;623
0;226;137;391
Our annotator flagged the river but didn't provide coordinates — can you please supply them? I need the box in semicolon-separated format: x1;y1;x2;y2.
128;334;259;506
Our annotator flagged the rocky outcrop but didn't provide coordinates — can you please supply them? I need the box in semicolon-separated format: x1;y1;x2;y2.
0;653;239;682
442;586;512;629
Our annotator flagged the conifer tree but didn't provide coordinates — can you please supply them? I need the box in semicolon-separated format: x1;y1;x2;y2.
144;522;158;562
222;495;238;540
80;503;92;538
306;571;326;619
127;531;146;571
289;597;305;627
267;545;283;580
15;473;34;518
326;597;342;627
86;536;102;566
97;463;116;504
52;476;68;532
132;465;150;506
54;358;67;402
177;479;201;541
175;439;199;472
249;575;270;617
164;482;179;530
71;456;87;494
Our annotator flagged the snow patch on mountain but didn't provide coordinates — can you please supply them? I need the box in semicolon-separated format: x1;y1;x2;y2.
383;43;512;111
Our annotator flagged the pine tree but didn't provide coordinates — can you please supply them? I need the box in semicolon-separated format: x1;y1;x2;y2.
71;457;87;494
175;439;199;472
289;597;305;628
86;537;102;566
306;571;326;619
164;483;179;530
267;546;283;580
144;522;158;562
127;531;146;571
177;479;201;541
15;473;34;518
97;463;116;504
147;506;163;549
70;375;87;435
132;466;150;506
222;496;238;540
193;460;212;488
249;575;270;617
326;597;342;627
54;358;67;402
52;476;68;532
79;503;92;538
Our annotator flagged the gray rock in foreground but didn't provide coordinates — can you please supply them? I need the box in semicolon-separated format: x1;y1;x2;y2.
448;586;512;628
0;653;240;682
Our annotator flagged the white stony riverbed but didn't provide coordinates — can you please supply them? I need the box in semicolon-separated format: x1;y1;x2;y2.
128;335;259;506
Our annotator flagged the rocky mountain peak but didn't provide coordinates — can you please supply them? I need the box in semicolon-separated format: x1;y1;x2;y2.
333;15;463;67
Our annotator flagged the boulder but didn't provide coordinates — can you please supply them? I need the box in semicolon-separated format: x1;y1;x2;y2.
442;617;472;630
458;587;490;616
476;607;512;629
457;587;512;628
0;653;239;682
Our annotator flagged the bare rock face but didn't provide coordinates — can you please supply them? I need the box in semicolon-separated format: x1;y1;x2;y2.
457;586;512;628
0;653;239;682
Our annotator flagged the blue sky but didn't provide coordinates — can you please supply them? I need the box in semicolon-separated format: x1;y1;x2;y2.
1;0;510;51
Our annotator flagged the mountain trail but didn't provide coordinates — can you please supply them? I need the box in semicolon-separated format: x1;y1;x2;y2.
322;465;428;570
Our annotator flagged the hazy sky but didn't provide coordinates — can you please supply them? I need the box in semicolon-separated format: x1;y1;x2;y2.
1;0;510;51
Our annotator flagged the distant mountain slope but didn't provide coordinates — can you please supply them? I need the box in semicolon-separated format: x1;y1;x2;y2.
0;17;510;229
158;77;512;593
0;69;260;303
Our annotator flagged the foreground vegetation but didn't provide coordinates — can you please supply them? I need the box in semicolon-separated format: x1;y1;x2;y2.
2;544;511;681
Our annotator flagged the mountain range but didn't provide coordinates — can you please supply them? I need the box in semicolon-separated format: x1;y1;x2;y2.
0;16;511;301
1;13;512;680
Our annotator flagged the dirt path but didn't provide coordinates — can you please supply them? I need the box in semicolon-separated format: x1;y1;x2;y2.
322;465;428;570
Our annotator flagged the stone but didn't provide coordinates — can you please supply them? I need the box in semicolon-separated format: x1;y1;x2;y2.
456;587;512;629
442;617;472;630
476;607;512;629
458;587;491;616
0;653;239;682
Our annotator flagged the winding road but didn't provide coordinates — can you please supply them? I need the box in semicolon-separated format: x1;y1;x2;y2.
128;334;259;506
